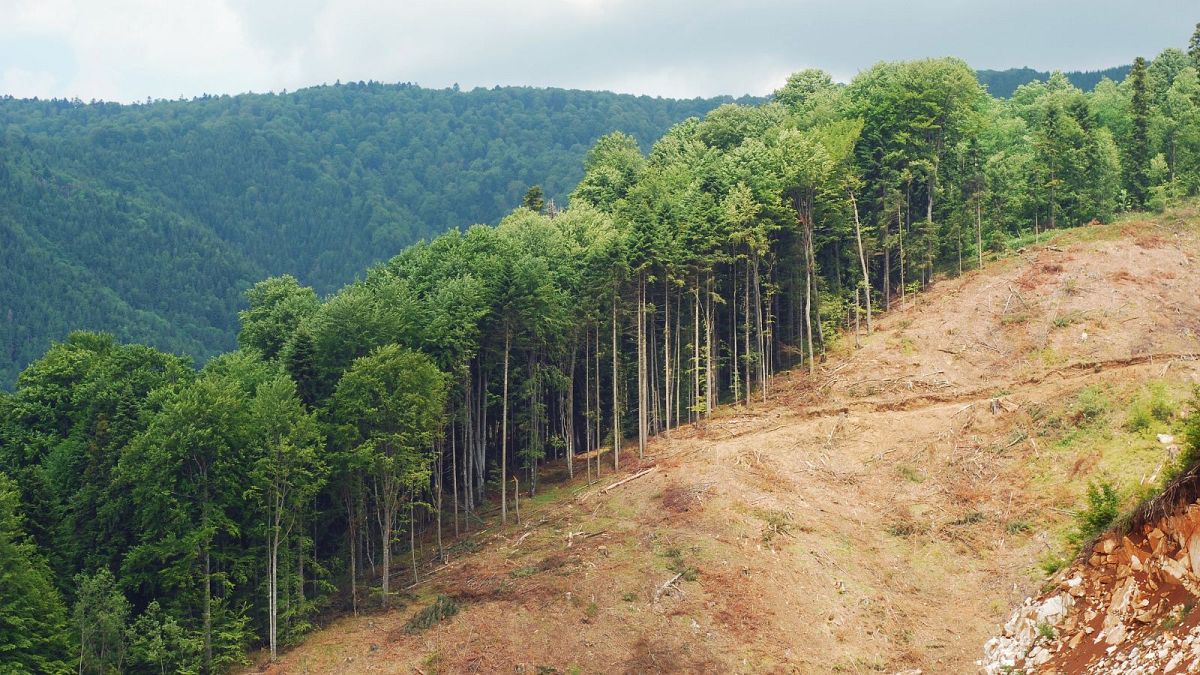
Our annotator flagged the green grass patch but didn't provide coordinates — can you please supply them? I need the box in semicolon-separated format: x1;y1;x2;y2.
510;565;538;578
1124;382;1176;433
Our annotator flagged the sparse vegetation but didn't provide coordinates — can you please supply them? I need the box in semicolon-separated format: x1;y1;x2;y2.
404;595;461;635
1125;382;1175;432
1006;520;1032;535
663;547;699;582
1161;602;1194;630
1039;553;1069;576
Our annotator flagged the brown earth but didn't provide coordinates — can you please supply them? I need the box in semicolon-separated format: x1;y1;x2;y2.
257;207;1200;674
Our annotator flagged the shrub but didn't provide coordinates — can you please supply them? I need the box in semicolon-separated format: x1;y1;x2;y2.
1125;382;1174;432
1181;389;1200;470
1074;387;1109;424
404;595;460;634
1039;553;1068;576
1072;480;1121;543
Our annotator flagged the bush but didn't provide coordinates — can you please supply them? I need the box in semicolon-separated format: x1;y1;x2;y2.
1181;389;1200;470
1125;382;1174;432
1074;387;1109;424
1072;480;1121;543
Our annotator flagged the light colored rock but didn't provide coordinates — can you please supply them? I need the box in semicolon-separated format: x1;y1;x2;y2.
1162;557;1189;583
1160;434;1176;445
1106;622;1126;645
1188;531;1200;576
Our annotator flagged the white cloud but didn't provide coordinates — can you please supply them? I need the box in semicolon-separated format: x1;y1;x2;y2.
0;0;1194;102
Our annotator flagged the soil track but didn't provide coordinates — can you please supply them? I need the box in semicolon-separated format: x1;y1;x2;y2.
260;211;1200;673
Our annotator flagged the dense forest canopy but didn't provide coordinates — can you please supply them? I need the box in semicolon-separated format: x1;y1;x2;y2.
977;65;1133;98
0;83;756;387
4;24;1200;673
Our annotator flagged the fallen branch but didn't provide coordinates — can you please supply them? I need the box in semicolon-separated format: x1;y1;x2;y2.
600;466;656;494
654;572;684;602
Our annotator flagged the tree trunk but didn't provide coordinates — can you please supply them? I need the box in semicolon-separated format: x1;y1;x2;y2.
850;192;872;334
380;500;392;608
611;291;620;470
637;273;646;458
202;477;212;674
501;329;510;524
663;276;671;435
976;201;983;270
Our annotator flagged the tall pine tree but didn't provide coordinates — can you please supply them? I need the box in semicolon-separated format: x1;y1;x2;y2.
1128;56;1151;206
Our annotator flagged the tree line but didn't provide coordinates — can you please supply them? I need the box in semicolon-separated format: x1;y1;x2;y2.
4;25;1200;672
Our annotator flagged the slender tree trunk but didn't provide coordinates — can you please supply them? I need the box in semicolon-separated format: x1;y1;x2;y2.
976;201;983;270
202;478;212;674
380;493;393;608
692;281;700;422
898;201;906;301
451;420;459;538
435;447;443;560
595;327;602;479
731;264;740;403
637;273;646;458
663;276;671;435
585;329;592;483
501;329;510;524
743;259;751;405
850;192;872;334
567;344;576;478
611;291;620;470
410;501;418;584
348;495;358;616
754;255;766;400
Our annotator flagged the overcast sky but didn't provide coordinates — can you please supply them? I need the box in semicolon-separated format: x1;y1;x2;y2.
1;0;1196;103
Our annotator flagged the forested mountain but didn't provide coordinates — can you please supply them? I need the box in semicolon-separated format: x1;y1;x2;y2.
3;24;1200;675
0;84;754;386
977;65;1133;97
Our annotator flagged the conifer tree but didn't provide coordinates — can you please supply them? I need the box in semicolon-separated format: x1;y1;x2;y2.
1129;57;1152;206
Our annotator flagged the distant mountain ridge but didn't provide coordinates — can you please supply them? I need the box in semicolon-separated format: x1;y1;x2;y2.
976;65;1132;97
0;83;755;386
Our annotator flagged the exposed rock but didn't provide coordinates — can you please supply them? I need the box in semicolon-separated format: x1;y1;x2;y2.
980;498;1200;673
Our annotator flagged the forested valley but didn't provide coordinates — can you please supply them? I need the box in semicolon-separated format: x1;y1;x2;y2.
4;25;1200;673
0;84;753;386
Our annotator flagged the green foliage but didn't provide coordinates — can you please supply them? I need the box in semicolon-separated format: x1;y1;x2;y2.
1180;388;1200;470
74;568;131;674
1124;382;1175;432
1072;481;1122;544
5;29;1200;669
125;601;201;675
404;595;460;634
0;472;72;674
977;66;1132;98
0;85;743;388
1039;553;1069;576
1074;386;1110;424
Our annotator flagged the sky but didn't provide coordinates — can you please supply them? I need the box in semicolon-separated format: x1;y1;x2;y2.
1;0;1197;103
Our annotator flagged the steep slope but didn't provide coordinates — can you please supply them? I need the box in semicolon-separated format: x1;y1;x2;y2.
262;209;1200;673
0;85;749;386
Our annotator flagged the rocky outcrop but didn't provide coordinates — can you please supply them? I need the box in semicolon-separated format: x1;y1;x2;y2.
980;502;1200;673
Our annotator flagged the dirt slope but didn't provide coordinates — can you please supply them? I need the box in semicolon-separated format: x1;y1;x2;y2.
262;209;1200;674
